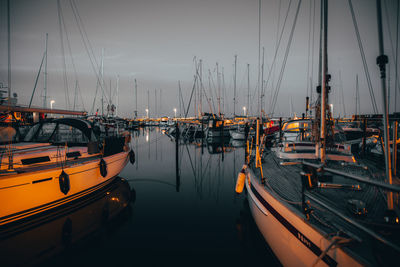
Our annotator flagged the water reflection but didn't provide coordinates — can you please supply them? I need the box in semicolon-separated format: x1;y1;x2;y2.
0;126;280;266
0;177;133;266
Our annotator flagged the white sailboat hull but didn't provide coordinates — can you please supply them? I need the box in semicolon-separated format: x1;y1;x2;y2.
245;168;363;267
0;150;129;226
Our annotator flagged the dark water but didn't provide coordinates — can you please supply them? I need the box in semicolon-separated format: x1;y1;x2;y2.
1;127;280;267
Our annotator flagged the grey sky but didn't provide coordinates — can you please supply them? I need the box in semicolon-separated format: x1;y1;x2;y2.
0;0;399;118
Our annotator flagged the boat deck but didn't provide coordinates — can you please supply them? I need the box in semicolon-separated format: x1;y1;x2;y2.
254;150;400;265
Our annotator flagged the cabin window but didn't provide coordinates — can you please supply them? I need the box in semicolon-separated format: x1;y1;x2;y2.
24;122;57;142
50;124;89;144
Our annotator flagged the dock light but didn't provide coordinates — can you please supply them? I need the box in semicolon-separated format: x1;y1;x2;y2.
243;106;246;116
50;100;55;110
174;108;177;118
145;108;149;118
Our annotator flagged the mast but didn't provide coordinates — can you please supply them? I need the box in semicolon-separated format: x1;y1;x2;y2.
261;47;265;118
7;0;11;107
147;89;150;118
376;0;393;210
257;0;261;117
154;89;157;118
247;64;250;117
101;49;104;116
355;74;359;116
319;0;328;163
116;75;119;116
43;33;48;108
199;59;203;117
134;78;138;118
233;55;237;117
178;81;182;117
73;80;78;110
216;62;221;117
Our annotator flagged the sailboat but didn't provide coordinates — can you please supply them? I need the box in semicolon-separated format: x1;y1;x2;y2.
0;117;135;227
236;0;400;266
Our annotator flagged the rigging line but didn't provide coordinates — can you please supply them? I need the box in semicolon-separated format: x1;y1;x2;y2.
29;52;46;108
70;0;99;69
347;0;378;114
185;74;199;118
272;0;282;96
61;3;81;110
257;0;293;115
306;0;313;99
69;0;110;106
271;0;302;116
383;0;400;111
57;0;70;109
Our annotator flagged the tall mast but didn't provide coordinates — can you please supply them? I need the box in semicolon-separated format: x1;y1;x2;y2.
319;0;328;163
7;0;11;107
43;33;48;108
134;78;138;118
261;47;265;118
247;64;250;117
154;89;157;118
216;62;221;116
355;74;359;116
199;59;203;117
73;80;77;110
257;0;261;117
116;75;119;116
101;49;104;116
233;55;237;117
376;0;393;210
147;89;150;118
178;81;182;117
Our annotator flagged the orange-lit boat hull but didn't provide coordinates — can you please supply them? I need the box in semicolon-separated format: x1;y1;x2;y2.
0;151;129;226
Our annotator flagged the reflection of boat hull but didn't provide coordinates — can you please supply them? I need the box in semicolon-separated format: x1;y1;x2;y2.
0;177;132;266
231;140;245;147
246;168;362;267
230;130;246;140
207;128;230;138
0;151;129;226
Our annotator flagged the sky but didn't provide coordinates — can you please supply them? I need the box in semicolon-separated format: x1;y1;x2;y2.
0;0;399;118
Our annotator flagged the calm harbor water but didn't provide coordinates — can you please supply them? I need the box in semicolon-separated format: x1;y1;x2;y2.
1;127;280;266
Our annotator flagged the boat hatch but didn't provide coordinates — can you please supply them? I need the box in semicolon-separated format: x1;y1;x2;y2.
21;156;51;165
66;151;81;158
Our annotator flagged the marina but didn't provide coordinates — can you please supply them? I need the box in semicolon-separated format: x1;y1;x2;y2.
1;0;400;266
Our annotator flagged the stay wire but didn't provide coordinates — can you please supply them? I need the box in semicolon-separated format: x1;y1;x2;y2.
347;0;378;114
271;0;303;116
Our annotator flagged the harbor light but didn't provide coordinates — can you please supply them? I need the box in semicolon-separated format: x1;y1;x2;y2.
174;108;177;118
50;100;55;110
243;106;246;116
145;108;149;118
